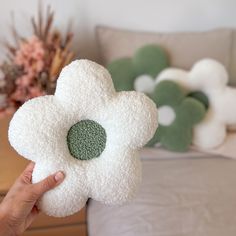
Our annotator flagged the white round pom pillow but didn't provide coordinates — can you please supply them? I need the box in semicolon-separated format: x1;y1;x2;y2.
8;60;158;217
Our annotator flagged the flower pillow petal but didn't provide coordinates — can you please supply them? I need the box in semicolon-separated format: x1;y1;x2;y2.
107;44;169;92
8;60;158;217
132;44;169;78
107;58;135;91
8;96;70;163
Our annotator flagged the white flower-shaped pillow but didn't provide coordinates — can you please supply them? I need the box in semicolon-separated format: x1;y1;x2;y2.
156;58;236;149
8;60;158;217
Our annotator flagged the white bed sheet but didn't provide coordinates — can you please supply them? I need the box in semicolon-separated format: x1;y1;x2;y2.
88;148;236;236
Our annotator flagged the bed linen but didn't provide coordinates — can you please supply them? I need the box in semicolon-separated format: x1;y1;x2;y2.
88;148;236;236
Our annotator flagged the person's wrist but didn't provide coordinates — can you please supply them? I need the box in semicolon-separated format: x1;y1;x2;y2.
0;205;15;236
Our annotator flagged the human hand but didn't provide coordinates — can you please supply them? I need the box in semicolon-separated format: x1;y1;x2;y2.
0;162;65;236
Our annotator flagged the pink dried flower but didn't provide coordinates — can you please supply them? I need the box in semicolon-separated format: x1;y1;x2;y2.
0;94;6;108
0;79;6;88
0;5;74;119
0;110;7;119
28;86;45;98
16;74;34;87
5;106;15;115
0;106;15;119
10;87;26;102
14;35;45;78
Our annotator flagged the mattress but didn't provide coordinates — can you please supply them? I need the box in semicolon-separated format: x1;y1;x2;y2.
88;148;236;236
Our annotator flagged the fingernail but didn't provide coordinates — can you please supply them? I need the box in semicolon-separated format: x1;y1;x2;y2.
54;171;65;182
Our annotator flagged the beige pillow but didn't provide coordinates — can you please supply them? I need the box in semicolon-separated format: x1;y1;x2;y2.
229;30;236;85
96;26;235;85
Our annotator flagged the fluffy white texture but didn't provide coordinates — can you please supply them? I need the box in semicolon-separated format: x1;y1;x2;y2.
189;59;228;91
156;58;236;149
158;105;176;126
157;68;189;90
134;74;155;94
8;59;158;217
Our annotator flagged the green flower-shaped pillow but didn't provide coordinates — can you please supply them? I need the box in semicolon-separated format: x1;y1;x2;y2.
107;44;169;92
148;80;207;151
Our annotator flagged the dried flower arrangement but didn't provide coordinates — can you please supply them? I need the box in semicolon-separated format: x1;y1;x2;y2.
0;5;75;118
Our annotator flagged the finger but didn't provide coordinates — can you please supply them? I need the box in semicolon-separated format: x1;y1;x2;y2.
19;162;35;184
24;206;40;229
24;162;35;173
32;171;65;198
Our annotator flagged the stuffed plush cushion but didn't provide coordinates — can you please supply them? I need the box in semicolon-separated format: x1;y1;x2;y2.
8;59;158;217
147;80;206;151
157;59;236;149
107;44;169;92
107;44;207;151
96;26;236;85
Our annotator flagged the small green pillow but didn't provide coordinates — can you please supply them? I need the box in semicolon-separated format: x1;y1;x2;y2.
148;80;207;152
107;45;169;92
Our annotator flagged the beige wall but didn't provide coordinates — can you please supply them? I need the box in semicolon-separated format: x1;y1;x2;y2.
0;0;236;61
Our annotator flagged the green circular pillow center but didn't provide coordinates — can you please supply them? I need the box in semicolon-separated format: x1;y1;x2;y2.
67;120;106;160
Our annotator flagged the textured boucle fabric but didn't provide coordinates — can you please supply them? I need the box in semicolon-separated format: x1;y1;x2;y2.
67;120;107;160
8;59;158;217
157;58;236;149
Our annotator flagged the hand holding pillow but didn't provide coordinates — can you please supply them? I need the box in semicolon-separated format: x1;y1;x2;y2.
8;60;158;217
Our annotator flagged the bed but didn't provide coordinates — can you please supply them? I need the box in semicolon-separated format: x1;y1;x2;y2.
88;148;236;236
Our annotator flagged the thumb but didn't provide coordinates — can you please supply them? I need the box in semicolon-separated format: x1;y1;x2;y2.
32;171;65;198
